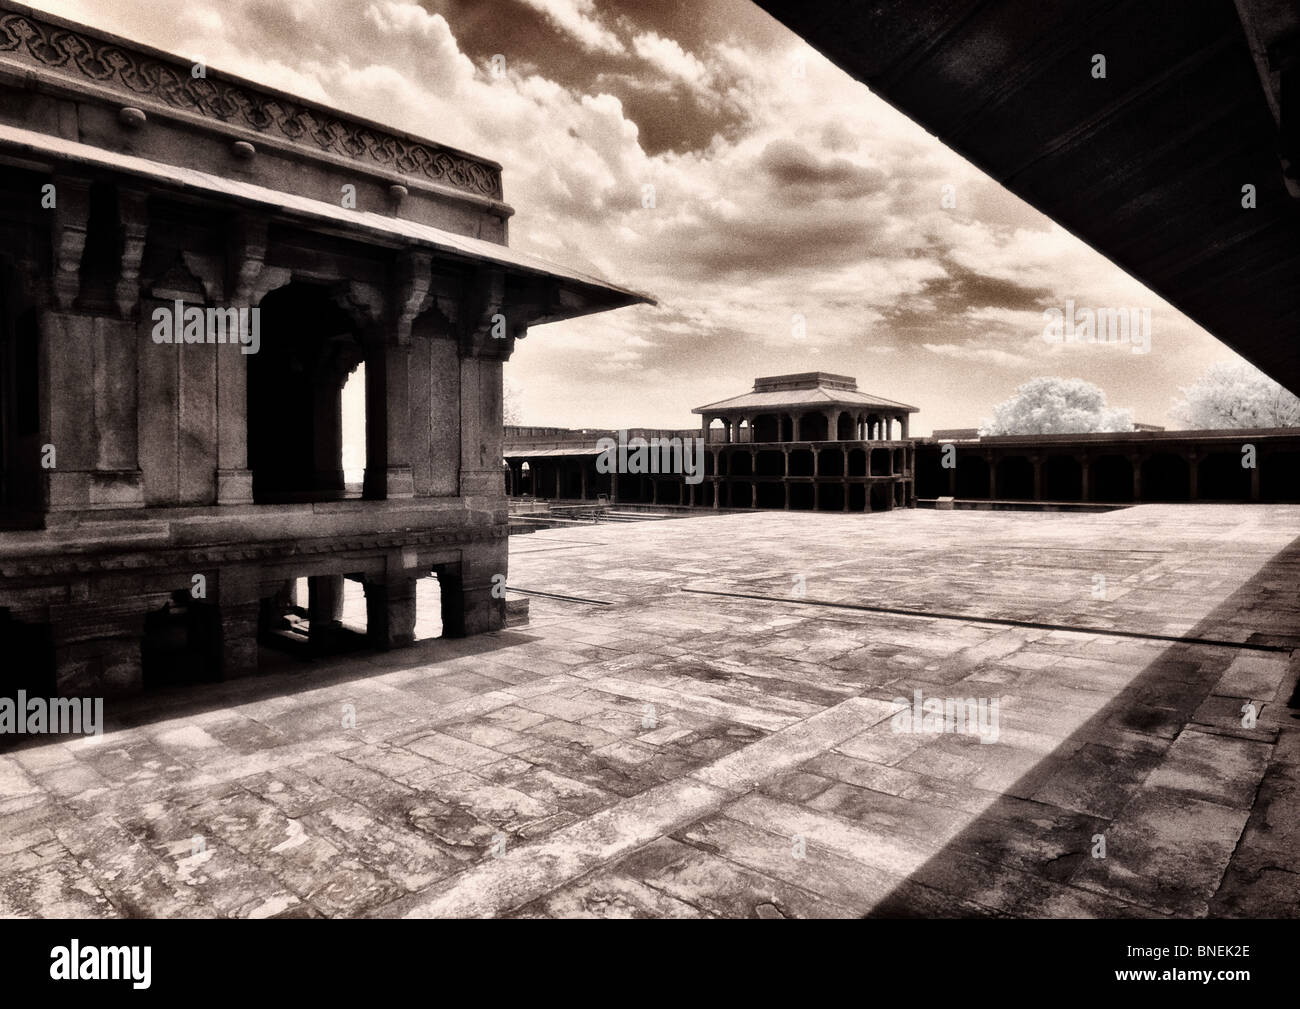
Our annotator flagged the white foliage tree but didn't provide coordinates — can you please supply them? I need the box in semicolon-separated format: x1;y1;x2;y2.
979;377;1134;436
1170;361;1300;430
502;375;523;426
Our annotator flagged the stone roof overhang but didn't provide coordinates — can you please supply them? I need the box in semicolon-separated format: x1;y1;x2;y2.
693;388;918;414
755;0;1300;397
927;427;1300;447
0;123;652;324
503;447;603;458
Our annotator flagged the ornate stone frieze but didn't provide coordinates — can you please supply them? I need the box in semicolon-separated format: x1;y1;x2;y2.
0;8;503;200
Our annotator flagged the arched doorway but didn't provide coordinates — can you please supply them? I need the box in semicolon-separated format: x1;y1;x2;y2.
1044;455;1082;500
248;283;366;503
1090;455;1132;502
996;456;1034;499
0;264;38;521
799;411;828;441
955;455;989;498
1198;451;1251;500
1142;453;1190;502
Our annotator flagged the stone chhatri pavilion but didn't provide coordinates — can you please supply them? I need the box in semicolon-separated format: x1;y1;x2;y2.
695;372;916;443
504;372;918;512
693;372;918;511
0;1;646;699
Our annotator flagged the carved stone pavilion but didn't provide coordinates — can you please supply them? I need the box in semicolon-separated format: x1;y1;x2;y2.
0;2;647;697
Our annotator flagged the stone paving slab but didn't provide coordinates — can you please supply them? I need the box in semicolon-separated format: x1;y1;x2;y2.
2;504;1298;917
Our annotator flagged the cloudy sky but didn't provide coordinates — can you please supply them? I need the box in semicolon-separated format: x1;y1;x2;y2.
43;0;1248;433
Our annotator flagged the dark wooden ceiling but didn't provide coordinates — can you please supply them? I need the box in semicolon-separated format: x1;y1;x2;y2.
755;0;1300;393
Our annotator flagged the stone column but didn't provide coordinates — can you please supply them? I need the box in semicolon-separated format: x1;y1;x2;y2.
313;363;346;495
1250;454;1261;502
213;565;260;679
453;348;507;501
986;452;997;498
219;215;274;503
440;538;507;637
39;177;151;513
901;414;909;439
1032;455;1043;501
1131;453;1143;500
218;601;260;679
1188;451;1201;501
365;575;417;649
308;575;345;654
364;333;416;500
1080;454;1090;502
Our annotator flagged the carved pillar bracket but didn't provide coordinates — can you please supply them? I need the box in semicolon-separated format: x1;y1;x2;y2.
442;267;540;361
393;249;432;345
115;188;150;318
227;215;271;308
331;280;386;331
457;267;505;357
50;174;91;311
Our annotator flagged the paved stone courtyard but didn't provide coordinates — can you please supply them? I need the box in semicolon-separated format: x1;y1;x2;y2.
2;505;1298;918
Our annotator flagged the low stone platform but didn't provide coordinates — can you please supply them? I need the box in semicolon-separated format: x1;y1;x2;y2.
2;505;1297;917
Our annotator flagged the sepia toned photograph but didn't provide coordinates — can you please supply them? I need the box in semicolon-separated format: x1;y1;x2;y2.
0;0;1294;970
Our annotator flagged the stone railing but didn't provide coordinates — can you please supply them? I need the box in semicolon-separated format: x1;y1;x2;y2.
0;2;503;200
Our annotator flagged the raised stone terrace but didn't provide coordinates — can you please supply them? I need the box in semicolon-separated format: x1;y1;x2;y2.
2;504;1297;917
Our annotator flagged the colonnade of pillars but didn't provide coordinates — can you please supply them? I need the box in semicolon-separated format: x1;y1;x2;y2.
702;408;911;444
708;444;907;477
505;443;917;511
505;457;606;501
928;448;1269;503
